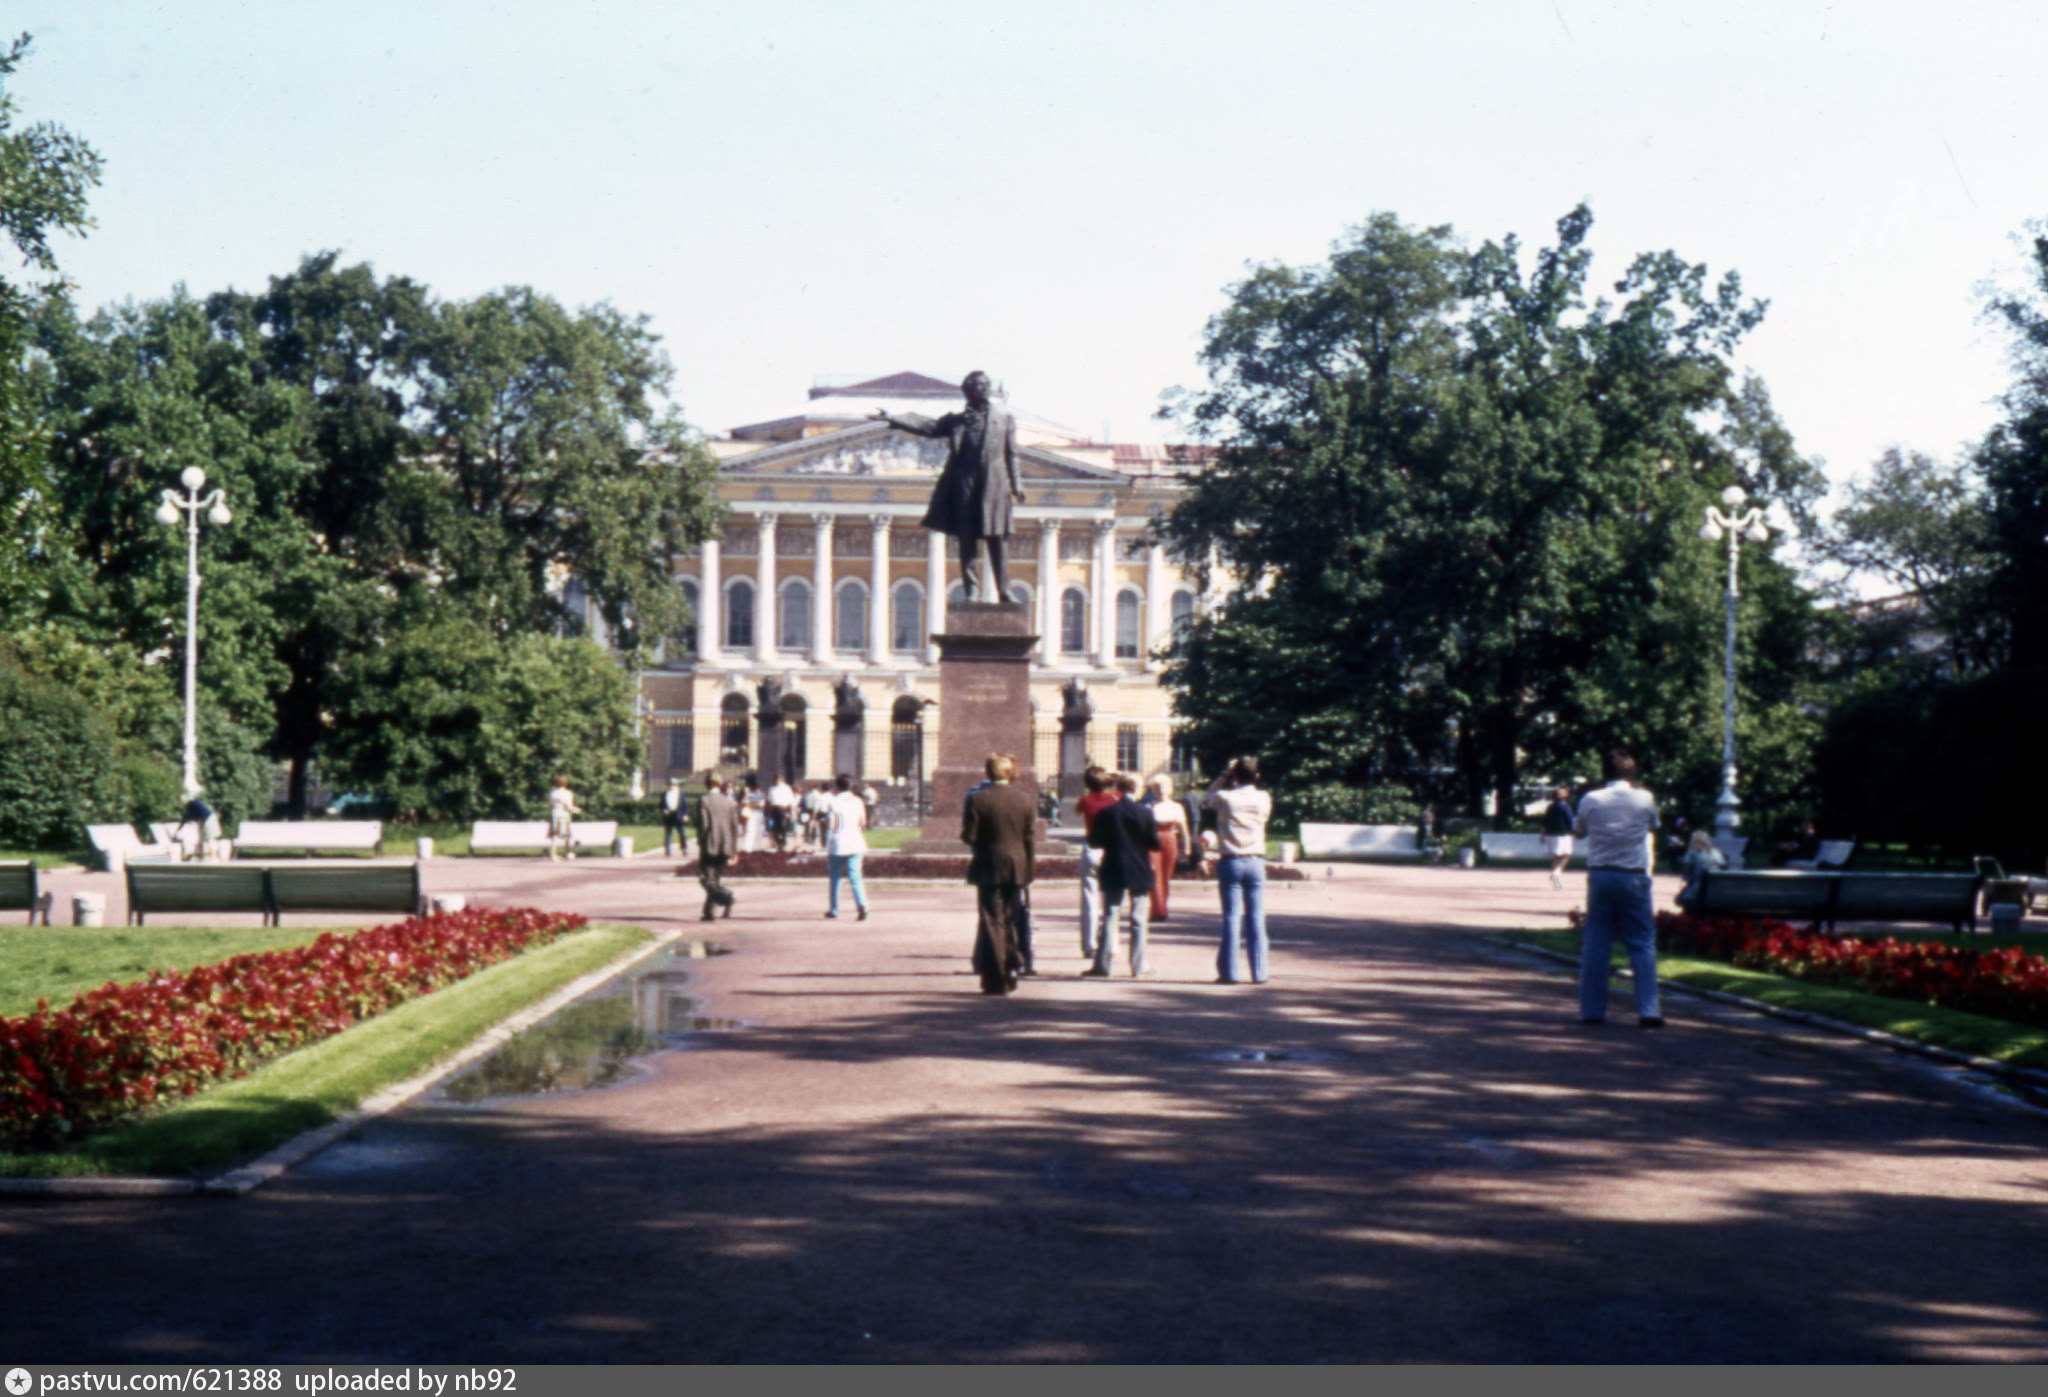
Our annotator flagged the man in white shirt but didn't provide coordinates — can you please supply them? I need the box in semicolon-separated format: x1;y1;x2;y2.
1571;750;1663;1027
1205;756;1275;984
823;773;870;921
766;775;796;852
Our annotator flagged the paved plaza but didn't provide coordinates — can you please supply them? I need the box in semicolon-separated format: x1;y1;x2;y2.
6;859;2048;1362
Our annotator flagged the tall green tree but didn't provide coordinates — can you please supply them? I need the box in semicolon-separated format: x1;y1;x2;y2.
37;256;723;814
1162;207;1825;823
0;32;101;624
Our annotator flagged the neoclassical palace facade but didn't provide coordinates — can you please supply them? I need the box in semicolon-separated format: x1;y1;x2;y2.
628;373;1216;792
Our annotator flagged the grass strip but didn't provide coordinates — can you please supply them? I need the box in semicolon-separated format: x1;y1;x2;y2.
1499;928;2048;1070
0;925;338;1019
0;920;652;1178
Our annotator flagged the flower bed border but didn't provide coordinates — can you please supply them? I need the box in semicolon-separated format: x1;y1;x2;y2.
1;906;586;1146
1654;910;2048;1030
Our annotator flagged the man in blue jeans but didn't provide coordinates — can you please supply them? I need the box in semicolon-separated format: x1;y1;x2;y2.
1205;756;1273;984
1572;749;1663;1027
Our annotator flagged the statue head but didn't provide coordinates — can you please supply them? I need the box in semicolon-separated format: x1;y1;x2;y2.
961;370;992;407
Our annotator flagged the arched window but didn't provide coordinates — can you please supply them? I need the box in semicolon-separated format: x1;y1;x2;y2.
725;578;755;650
672;578;700;661
891;580;925;653
779;578;812;651
1170;588;1195;640
719;693;751;767
947;581;968;607
1060;587;1088;654
1115;589;1142;659
834;578;868;652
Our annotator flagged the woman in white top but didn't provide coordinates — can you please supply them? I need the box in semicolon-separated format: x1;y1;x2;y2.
1144;775;1189;922
823;773;870;921
739;774;767;853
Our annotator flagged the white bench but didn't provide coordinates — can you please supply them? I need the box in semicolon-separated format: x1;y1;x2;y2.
468;820;621;855
85;823;179;872
1786;839;1855;871
1480;832;1582;866
232;821;384;857
1298;823;1428;860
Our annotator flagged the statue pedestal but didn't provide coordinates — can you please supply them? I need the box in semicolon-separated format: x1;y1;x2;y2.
898;603;1039;854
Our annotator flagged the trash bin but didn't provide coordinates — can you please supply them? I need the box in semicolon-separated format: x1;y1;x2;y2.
1457;846;1478;869
415;836;434;859
72;893;106;928
1278;841;1298;865
612;835;634;858
429;894;467;916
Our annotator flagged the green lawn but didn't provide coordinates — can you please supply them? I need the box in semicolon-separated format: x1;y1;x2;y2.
0;848;87;871
1499;928;2048;1070
0;925;339;1018
0;920;653;1178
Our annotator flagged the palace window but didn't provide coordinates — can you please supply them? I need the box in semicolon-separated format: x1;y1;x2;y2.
891;581;925;652
779;578;812;651
1117;723;1141;772
725;578;755;650
1115;589;1142;659
1060;587;1087;654
834;578;868;652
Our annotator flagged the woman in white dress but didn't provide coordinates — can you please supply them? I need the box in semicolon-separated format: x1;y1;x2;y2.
739;773;768;853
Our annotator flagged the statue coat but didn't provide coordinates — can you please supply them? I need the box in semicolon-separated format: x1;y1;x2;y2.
886;405;1020;542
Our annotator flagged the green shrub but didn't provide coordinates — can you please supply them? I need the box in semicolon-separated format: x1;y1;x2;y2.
1275;781;1421;829
0;657;127;847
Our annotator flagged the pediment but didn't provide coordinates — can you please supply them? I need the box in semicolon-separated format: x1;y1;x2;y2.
720;422;1125;483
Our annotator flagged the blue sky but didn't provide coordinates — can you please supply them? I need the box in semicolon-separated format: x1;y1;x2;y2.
15;1;2048;515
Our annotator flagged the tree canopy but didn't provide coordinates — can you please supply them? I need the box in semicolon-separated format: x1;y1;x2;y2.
1161;206;1824;824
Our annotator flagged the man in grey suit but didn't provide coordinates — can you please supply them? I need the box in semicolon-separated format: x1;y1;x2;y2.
873;370;1025;600
693;773;740;921
962;753;1035;995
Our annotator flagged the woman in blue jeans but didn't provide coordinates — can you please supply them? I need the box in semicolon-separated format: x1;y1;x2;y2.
1204;757;1273;983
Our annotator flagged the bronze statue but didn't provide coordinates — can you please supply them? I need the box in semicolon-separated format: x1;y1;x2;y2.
872;370;1024;601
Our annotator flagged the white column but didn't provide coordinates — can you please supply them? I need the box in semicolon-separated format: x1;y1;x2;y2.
1036;520;1060;665
1145;541;1167;671
699;534;722;660
926;527;946;662
869;514;891;665
811;512;834;666
754;512;776;664
1092;519;1117;669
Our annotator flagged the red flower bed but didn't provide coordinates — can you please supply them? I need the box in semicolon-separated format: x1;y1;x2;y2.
0;906;586;1146
1654;910;2048;1028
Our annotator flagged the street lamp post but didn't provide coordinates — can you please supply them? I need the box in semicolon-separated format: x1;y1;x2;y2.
154;466;232;799
1698;484;1769;839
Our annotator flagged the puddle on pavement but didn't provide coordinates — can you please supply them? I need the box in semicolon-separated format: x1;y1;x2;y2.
1190;1047;1344;1065
438;940;739;1103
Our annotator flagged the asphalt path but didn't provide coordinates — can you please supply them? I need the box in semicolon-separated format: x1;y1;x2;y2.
6;859;2048;1362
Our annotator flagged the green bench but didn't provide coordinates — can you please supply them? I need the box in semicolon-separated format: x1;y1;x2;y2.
126;862;424;926
1;860;51;925
1684;868;1985;934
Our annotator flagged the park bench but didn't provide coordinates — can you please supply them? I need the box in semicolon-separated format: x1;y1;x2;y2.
1298;823;1428;861
1786;839;1856;871
1480;832;1582;866
232;821;384;858
85;823;180;872
1683;868;1985;934
126;861;425;925
0;861;52;925
468;820;621;856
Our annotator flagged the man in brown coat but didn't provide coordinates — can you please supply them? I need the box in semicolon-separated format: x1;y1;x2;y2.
693;773;741;921
961;752;1035;995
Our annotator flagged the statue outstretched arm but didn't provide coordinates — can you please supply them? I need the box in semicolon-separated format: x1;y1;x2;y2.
871;410;947;437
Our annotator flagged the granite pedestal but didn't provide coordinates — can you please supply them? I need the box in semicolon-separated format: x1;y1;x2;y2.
899;603;1041;854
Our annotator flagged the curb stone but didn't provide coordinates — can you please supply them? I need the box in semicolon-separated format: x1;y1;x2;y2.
1495;935;2048;1101
0;923;686;1201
